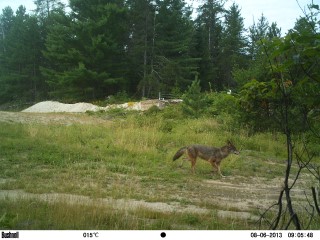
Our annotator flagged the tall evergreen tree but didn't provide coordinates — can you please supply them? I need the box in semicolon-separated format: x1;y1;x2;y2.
267;22;281;39
194;0;225;90
154;0;197;94
233;14;275;88
248;14;269;60
0;6;43;103
41;8;75;99
34;0;62;19
0;7;14;103
220;3;247;87
43;0;129;101
293;16;316;34
0;7;14;46
0;0;312;106
126;0;157;97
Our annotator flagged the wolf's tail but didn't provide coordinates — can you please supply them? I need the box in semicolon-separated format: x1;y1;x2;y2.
173;147;187;161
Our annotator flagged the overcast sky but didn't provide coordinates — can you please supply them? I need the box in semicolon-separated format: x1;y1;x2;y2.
223;0;312;33
0;0;314;34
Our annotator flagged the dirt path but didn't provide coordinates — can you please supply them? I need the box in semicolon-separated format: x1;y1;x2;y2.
0;111;106;125
0;187;260;221
0;174;310;222
0;174;309;221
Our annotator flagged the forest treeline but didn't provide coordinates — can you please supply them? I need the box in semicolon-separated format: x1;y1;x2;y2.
1;0;319;230
0;0;318;106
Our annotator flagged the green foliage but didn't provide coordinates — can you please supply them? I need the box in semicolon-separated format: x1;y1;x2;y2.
42;1;128;102
205;92;243;130
248;14;270;59
1;0;319;230
0;213;16;229
0;0;319;126
0;7;44;103
208;92;239;116
144;105;161;116
238;79;278;131
153;0;198;93
220;3;248;87
181;79;208;117
194;0;224;90
160;104;185;120
103;91;131;105
231;5;320;134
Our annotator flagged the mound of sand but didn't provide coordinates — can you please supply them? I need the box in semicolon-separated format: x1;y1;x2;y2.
22;101;103;113
22;99;182;113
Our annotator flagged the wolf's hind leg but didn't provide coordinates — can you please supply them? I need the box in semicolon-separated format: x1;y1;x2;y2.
187;148;197;174
179;157;189;168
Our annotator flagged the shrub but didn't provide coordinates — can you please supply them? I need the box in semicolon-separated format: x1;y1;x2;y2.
181;79;208;118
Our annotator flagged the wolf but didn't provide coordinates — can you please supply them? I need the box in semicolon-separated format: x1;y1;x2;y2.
172;140;239;177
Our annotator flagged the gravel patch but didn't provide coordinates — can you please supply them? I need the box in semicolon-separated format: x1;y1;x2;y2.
21;99;182;113
22;101;103;113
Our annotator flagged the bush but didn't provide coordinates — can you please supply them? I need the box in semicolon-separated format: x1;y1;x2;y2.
181;79;208;118
207;92;240;116
144;105;161;116
160;104;185;120
238;79;279;131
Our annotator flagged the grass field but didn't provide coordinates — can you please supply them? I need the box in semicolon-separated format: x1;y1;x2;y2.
0;107;319;230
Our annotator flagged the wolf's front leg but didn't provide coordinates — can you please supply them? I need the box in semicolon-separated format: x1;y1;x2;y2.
209;161;219;175
216;164;225;178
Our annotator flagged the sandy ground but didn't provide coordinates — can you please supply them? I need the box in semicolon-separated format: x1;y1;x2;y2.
0;111;106;125
0;175;310;221
21;100;182;113
0;188;259;221
22;101;103;113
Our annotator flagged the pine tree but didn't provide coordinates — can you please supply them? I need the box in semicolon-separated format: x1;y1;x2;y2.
34;0;63;19
0;7;14;102
154;0;197;94
220;3;247;87
194;0;225;90
126;0;157;97
248;14;269;60
43;0;129;101
267;22;281;39
41;9;76;100
0;6;44;103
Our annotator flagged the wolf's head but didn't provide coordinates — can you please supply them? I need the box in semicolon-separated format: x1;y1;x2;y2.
226;140;240;155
